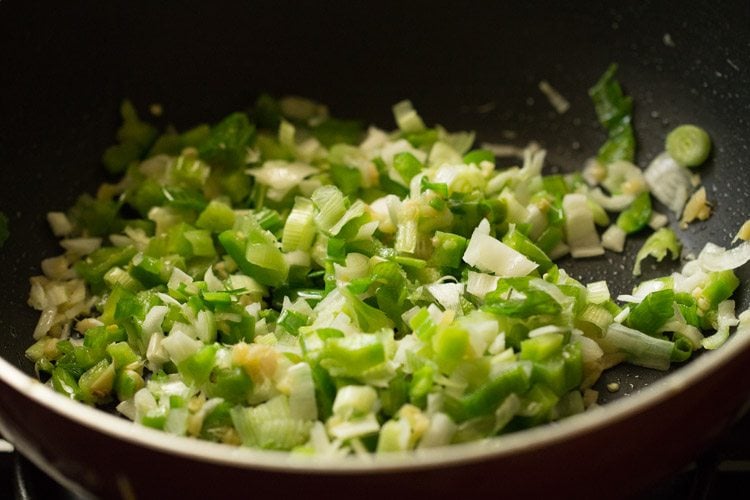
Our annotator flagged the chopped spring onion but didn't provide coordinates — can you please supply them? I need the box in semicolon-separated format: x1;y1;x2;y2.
563;193;604;258
698;241;750;272
666;124;711;167
24;73;749;457
644;152;693;216
734;220;750;243
633;228;682;276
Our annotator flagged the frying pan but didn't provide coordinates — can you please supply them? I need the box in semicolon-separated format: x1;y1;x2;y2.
1;0;749;498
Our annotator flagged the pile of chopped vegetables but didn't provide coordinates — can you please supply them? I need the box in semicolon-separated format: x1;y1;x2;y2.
26;65;750;455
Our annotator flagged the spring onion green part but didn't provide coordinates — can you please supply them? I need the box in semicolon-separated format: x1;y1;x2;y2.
25;70;749;457
666;124;711;168
633;228;682;276
588;64;635;165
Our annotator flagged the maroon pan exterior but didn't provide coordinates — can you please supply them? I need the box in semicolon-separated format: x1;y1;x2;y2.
2;330;750;499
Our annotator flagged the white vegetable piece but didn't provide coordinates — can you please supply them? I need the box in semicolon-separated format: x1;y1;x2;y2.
462;219;539;277
644;152;693;215
563;193;604;258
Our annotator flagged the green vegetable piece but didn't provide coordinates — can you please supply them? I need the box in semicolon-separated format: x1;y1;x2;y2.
451;363;531;422
199;401;234;442
218;229;288;287
230;397;312;450
340;288;394;333
588;64;635;164
671;335;693;363
68;194;123;237
589;64;633;130
78;359;115;403
420;177;449;197
106;341;140;368
130;254;167;287
403;128;439;149
162;186;207;212
379;377;409;417
393;152;423;183
484;289;562;318
319;335;386;378
541;175;569;200
103;267;143;293
114;369;144;400
633;228;682;276
83;325;128;351
74;245;137;290
616;191;652;234
597;120;635;165
51;367;80;399
516;383;560;427
626;289;675;335
168;155;210;189
277;309;309;336
103;100;158;174
502;228;554;272
666;125;711;167
699;270;739;310
141;408;167;430
534;218;563;249
520;333;564;362
98;287;137;325
310;363;336;420
430;231;468;269
178;344;218;386
255;208;284;233
205;366;252;404
25;338;56;363
409;364;435;408
330;163;362;196
311;118;363;147
216;305;255;344
462;149;495;165
184;229;216;257
252;93;282;130
198;112;256;170
127;179;168;216
409;308;437;341
371;157;410;198
202;291;232;305
675;293;701;328
103;142;142;176
432;325;469;373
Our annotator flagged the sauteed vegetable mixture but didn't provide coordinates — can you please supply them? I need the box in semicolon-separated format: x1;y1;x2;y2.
25;66;750;454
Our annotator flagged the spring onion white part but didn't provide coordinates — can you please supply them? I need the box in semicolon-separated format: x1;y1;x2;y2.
644;152;693;215
463;220;539;276
24;71;750;457
698;241;750;272
601;224;626;253
563;194;604;258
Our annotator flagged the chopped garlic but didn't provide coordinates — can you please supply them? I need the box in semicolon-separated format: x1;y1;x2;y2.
680;187;712;228
733;220;750;243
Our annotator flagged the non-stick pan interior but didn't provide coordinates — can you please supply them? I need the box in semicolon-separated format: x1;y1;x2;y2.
1;0;748;401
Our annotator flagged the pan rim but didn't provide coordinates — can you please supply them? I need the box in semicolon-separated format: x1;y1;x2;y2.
1;323;749;474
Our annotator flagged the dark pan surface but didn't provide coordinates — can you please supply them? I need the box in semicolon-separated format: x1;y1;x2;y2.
0;0;748;403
